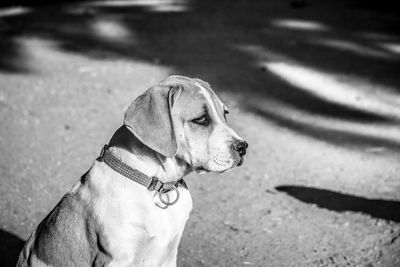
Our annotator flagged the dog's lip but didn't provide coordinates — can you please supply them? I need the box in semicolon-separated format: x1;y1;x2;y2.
194;166;210;173
237;156;245;166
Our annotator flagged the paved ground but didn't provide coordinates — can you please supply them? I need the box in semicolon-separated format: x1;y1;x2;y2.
1;0;400;266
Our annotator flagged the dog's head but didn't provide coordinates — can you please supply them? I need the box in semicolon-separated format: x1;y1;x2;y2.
124;75;247;173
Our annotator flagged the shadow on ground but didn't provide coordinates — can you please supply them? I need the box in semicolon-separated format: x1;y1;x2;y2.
0;230;24;267
276;185;400;222
1;0;400;149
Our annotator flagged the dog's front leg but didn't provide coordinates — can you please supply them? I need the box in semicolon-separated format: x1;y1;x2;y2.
161;231;185;267
162;249;178;267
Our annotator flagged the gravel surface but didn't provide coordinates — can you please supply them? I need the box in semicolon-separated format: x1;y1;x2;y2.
1;1;400;266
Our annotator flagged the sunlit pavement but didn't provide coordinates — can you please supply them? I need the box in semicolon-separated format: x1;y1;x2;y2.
1;1;400;266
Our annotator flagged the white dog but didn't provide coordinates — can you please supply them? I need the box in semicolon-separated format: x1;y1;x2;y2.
17;75;248;267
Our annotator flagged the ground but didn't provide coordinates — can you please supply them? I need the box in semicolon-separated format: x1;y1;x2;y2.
0;0;400;266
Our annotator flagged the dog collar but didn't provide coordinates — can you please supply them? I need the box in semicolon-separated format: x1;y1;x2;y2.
99;144;185;206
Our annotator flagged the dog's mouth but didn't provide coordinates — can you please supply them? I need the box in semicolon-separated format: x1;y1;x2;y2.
194;166;210;173
237;156;245;166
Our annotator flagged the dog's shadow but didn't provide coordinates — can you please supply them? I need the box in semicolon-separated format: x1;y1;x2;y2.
0;229;24;267
276;185;400;222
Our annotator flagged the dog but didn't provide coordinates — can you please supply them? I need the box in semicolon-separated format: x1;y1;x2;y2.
17;75;248;267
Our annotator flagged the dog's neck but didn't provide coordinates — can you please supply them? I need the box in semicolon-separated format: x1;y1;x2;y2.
108;126;191;183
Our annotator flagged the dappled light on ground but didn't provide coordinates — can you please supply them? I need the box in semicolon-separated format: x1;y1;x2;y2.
379;42;400;55
91;17;133;41
248;96;400;149
263;61;400;120
270;18;329;31
234;42;400;148
311;38;393;59
80;0;190;12
0;6;31;17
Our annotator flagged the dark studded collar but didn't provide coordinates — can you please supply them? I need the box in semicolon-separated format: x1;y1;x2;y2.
99;144;186;206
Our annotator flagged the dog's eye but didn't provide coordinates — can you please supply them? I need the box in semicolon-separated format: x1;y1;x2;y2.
192;115;210;126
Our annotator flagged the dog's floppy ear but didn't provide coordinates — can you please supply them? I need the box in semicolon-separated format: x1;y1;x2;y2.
124;84;182;158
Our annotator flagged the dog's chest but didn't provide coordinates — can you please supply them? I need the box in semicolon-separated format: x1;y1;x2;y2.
145;199;191;251
147;187;193;238
97;185;192;265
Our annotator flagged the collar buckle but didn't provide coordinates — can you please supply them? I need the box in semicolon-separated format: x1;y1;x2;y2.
148;176;164;192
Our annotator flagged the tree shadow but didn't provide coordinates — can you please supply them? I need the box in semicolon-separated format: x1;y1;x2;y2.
276;185;400;222
1;0;400;149
249;105;400;150
0;229;24;267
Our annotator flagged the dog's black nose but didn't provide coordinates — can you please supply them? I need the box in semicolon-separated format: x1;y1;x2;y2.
232;140;248;157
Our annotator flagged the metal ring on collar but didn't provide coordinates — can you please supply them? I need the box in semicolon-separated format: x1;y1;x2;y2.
159;186;180;206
